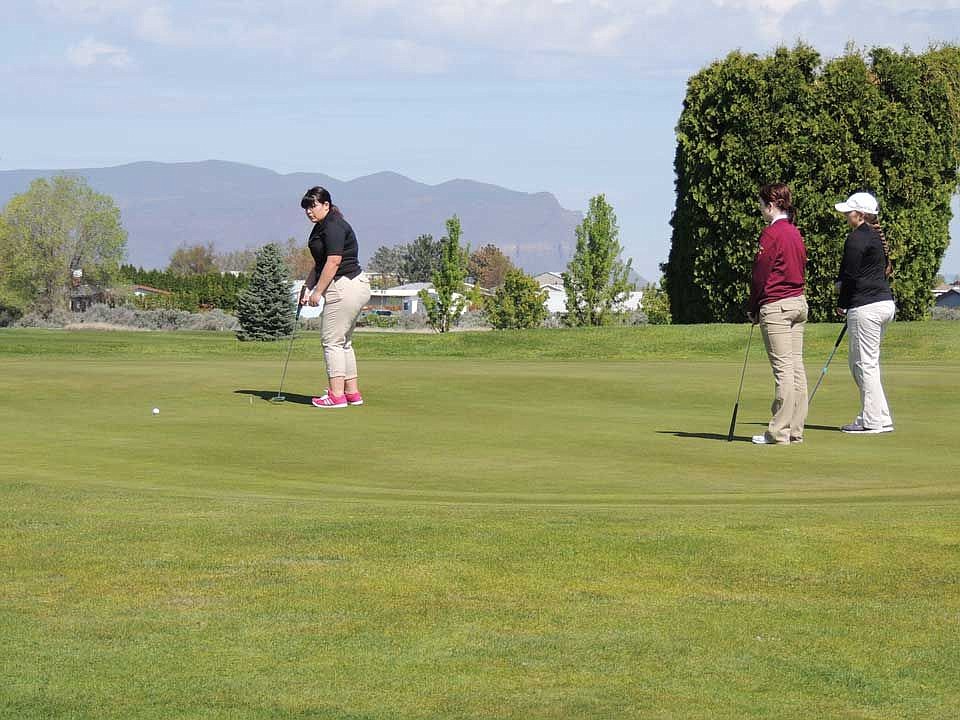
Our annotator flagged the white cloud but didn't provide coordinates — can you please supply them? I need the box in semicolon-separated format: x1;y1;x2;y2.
37;0;139;23
135;5;182;45
66;36;132;68
35;0;960;78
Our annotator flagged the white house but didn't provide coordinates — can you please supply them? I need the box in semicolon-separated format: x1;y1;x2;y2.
369;282;433;315
541;284;567;314
615;291;644;312
534;271;564;287
535;271;643;314
292;280;476;320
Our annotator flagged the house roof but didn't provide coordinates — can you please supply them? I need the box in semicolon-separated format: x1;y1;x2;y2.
372;283;434;298
390;282;433;291
130;284;173;295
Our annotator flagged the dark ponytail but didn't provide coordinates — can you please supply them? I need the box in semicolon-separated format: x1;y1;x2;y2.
863;213;893;278
300;186;343;219
759;182;797;225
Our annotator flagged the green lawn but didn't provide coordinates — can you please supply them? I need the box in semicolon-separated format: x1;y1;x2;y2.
1;324;958;719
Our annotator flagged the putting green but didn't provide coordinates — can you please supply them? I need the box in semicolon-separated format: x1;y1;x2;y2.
1;326;958;719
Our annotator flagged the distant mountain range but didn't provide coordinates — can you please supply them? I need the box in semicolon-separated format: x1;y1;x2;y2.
0;160;582;273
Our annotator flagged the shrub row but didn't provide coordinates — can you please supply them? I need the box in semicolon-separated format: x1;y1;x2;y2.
15;304;239;331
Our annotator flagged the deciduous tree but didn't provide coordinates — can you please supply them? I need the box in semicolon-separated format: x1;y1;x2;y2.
486;269;548;329
215;247;258;273
281;237;314;279
641;281;672;325
401;234;442;283
468;244;514;289
168;242;216;275
419;217;468;333
0;174;127;315
368;245;406;286
562;194;633;326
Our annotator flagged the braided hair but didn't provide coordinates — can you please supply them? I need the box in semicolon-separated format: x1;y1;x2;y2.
862;213;892;278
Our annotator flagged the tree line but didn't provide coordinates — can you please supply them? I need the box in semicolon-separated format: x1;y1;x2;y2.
366;235;515;290
116;265;250;312
10;44;951;329
233;194;648;338
0;173;654;332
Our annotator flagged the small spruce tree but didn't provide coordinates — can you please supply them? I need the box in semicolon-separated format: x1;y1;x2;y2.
236;243;294;341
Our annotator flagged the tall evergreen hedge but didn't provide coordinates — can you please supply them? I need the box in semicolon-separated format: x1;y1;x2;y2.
664;44;960;323
118;265;249;311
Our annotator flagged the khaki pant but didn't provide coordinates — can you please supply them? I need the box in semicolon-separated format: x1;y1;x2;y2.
321;272;371;380
759;295;808;444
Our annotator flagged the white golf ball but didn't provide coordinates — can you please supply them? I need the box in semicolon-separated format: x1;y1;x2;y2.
152;407;160;415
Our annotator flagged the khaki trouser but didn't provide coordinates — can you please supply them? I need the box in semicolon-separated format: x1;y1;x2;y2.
321;272;372;380
847;300;896;429
759;295;808;444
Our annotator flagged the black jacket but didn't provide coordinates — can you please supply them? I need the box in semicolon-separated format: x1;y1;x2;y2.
837;223;893;309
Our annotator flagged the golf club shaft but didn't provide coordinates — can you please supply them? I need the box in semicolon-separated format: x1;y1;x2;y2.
808;323;847;404
727;323;755;442
275;286;307;399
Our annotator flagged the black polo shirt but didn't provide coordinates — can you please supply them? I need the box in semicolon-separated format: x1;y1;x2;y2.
837;223;893;309
308;213;362;279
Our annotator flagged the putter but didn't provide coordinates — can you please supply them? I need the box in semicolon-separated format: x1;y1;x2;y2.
727;323;755;442
271;286;308;403
808;323;847;405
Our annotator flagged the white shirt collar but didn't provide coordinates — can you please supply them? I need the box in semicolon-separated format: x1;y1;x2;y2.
768;212;789;225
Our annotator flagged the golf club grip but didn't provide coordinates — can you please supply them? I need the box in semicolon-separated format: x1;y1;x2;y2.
727;403;738;442
835;323;847;347
295;285;308;320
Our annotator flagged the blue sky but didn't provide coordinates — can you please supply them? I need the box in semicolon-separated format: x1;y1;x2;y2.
2;1;960;279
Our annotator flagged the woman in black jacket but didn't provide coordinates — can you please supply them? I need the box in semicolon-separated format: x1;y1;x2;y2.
833;192;895;434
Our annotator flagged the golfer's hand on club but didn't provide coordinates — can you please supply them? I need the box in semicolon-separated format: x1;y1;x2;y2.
747;312;758;325
304;289;323;307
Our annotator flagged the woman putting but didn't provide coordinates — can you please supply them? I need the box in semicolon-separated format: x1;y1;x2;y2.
748;183;808;445
301;186;372;408
833;192;895;434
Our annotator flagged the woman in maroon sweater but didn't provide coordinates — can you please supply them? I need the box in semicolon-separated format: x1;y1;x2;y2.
747;183;808;445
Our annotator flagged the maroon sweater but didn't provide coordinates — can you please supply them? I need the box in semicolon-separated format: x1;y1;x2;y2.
748;218;807;316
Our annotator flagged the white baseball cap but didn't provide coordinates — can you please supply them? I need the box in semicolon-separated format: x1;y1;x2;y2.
834;192;879;215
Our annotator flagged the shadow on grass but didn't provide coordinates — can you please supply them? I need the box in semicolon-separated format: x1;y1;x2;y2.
658;430;754;443
234;389;314;406
661;420;840;442
745;421;841;433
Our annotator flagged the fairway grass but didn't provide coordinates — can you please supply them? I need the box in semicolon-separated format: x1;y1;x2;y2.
1;325;958;719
